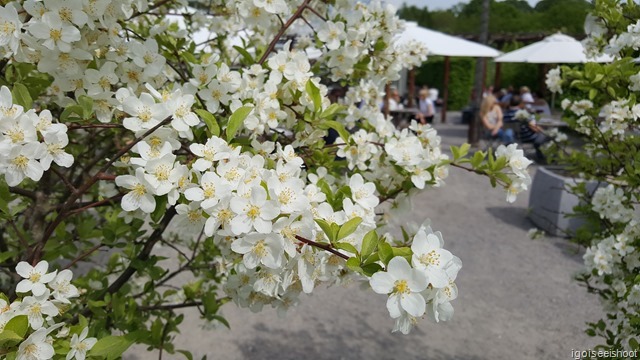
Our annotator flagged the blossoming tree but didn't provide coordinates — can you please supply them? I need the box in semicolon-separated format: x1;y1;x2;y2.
545;0;640;352
0;0;532;358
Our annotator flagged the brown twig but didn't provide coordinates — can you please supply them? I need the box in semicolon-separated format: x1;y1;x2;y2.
67;124;123;130
295;235;348;260
50;167;78;194
303;5;327;21
66;194;124;215
139;301;203;311
63;243;103;270
8;187;36;200
258;0;312;65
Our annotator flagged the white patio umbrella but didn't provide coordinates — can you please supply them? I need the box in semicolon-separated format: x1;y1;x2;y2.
397;22;502;58
494;33;612;109
395;22;501;122
494;33;613;63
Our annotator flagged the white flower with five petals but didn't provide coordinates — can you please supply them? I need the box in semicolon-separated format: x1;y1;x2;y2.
370;256;428;318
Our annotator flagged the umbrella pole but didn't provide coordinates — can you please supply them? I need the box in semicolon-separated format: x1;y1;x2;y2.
408;67;415;108
442;56;450;123
384;83;390;118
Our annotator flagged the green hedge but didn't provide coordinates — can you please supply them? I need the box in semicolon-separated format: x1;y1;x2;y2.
415;57;476;110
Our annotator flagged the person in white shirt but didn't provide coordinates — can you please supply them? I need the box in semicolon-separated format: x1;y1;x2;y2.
520;86;534;105
388;88;403;111
416;88;434;124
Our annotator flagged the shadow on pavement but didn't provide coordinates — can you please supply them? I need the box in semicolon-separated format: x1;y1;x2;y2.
485;206;534;232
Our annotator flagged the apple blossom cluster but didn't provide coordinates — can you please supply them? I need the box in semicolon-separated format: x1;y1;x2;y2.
582;198;640;349
544;1;640;350
495;144;532;203
0;86;73;187
112;107;457;330
314;1;428;83
1;261;97;360
545;67;562;94
0;0;536;349
370;223;461;334
599;99;640;137
591;184;636;224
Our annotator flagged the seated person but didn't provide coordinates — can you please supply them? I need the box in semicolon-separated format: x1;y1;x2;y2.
388;88;403;111
520;86;535;108
480;94;515;145
415;88;435;124
499;85;514;108
506;96;550;162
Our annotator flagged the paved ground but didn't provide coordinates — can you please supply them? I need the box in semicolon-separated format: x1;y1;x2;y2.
126;118;602;360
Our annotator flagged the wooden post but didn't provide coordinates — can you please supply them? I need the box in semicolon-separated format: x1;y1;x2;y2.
407;68;416;108
494;62;502;89
482;58;488;91
538;63;547;93
441;56;450;123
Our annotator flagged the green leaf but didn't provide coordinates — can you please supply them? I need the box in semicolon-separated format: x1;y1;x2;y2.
336;217;362;241
330;223;340;242
4;315;28;338
0;330;22;348
391;247;412;258
362;252;379;265
334;242;358;255
11;83;32;109
450;146;460;160
233;46;254;65
178;350;194;360
589;88;597;100
151;195;168;223
60;105;84;122
226;106;252;141
0;251;16;264
195;109;220;137
305;80;322;112
78;95;93;120
323;121;350;143
315;219;335;242
346;257;362;273
89;335;136;360
378;242;393;266
361;262;383;276
459;143;470;158
360;230;378;260
212;315;230;329
470;151;484;168
319;103;343;119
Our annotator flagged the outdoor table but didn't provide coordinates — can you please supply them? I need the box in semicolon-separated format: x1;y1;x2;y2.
538;117;568;128
389;108;418;128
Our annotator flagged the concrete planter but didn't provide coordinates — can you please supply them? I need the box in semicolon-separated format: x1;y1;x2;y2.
528;166;598;237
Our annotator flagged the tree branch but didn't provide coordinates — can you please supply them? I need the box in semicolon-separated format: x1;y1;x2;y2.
8;187;36;200
295;235;348;260
104;206;176;296
258;0;312;65
63;243;104;270
33;116;174;263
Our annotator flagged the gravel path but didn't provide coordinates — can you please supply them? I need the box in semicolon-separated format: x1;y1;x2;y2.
126;121;602;360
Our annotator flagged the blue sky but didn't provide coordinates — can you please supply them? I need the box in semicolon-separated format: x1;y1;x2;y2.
386;0;540;10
